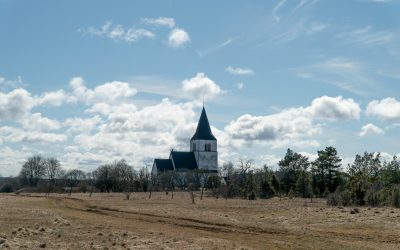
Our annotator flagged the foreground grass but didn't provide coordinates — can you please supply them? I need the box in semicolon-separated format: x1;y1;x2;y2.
0;192;399;249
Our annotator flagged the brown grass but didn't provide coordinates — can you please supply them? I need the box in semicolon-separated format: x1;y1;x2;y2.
0;192;400;249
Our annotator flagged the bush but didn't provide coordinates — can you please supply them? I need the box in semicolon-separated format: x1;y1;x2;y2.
392;186;400;208
78;182;88;193
341;191;352;206
365;189;382;207
259;180;275;199
0;183;14;193
327;192;340;206
248;191;256;200
327;190;352;206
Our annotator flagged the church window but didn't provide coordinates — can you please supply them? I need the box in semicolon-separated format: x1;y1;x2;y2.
205;143;211;151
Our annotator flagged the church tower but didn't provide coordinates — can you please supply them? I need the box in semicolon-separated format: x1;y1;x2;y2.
190;107;218;172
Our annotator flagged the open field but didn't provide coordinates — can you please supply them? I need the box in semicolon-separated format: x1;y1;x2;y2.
0;193;400;249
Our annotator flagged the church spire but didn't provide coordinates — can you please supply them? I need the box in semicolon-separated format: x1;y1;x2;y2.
191;107;217;141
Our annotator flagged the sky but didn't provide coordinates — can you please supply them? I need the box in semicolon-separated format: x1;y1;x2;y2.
1;0;400;176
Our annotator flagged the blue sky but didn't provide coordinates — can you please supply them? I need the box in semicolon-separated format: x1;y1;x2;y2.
1;0;400;176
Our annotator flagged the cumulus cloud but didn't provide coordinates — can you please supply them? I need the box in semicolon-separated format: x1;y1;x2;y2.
168;28;190;48
64;116;102;134
22;113;61;132
181;73;222;102
70;100;198;167
69;77;137;105
226;66;254;75
37;89;67;106
0;126;66;143
142;17;175;28
359;123;385;137
366;97;400;120
310;96;361;120
224;109;320;148
104;99;195;133
0;88;35;120
224;96;360;148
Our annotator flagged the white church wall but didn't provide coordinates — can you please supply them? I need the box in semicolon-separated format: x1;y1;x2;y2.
191;139;218;171
190;140;217;152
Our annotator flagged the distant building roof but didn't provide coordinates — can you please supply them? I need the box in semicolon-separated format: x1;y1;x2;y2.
153;159;174;172
170;151;198;171
191;107;217;141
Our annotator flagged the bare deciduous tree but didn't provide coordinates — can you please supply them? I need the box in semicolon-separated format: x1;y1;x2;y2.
19;155;46;187
45;157;64;194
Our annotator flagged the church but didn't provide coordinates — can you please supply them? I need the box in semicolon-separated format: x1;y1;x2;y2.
151;107;218;175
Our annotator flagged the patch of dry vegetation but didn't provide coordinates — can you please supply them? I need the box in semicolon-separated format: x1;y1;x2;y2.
1;193;400;249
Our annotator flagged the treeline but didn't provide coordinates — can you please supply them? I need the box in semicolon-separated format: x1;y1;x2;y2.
1;146;400;208
218;147;400;208
0;156;151;195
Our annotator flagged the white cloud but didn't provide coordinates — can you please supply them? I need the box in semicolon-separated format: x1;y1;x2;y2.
168;28;190;48
124;28;155;42
366;97;400;120
0;88;35;120
69;77;137;105
81;19;192;49
359;123;385;137
226;66;254;75
0;75;23;88
108;25;125;39
0;146;34;176
181;73;222;102
224;109;321;148
22;113;61;132
224;96;360;148
64;116;102;134
142;17;175;28
84;21;154;43
87;20;112;35
37;89;67;106
237;82;244;90
310;96;361;120
0;126;66;143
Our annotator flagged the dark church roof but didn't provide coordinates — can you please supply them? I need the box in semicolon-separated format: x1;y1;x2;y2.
153;159;174;172
191;107;217;141
170;151;198;171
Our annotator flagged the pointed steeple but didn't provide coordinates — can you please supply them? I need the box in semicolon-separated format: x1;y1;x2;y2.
191;107;217;141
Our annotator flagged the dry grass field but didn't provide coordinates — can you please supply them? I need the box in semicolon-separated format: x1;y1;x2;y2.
0;192;400;250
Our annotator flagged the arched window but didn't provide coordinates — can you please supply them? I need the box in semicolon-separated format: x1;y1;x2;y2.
205;143;211;152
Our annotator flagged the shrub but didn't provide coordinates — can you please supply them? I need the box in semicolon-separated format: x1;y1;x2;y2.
327;192;340;206
392;186;400;208
0;183;13;193
365;189;382;207
259;180;275;199
327;190;352;206
248;191;256;200
338;190;352;206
